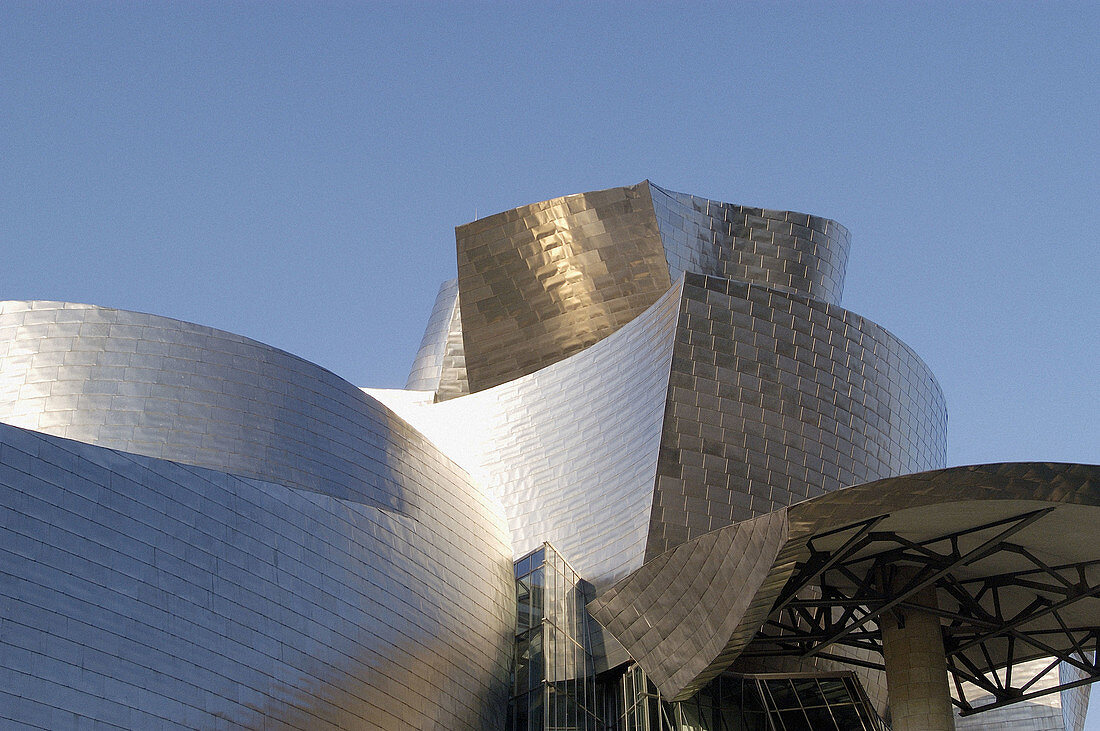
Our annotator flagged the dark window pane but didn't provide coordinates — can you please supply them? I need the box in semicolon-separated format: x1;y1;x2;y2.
530;689;544;730
830;704;865;730
516;690;529;730
765;679;800;710
791;678;826;708
803;705;837;730
819;678;851;704
779;708;812;731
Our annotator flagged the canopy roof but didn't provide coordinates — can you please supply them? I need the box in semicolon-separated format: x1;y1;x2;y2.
589;462;1100;715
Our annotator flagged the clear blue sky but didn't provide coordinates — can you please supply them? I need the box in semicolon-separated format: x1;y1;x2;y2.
1;1;1098;720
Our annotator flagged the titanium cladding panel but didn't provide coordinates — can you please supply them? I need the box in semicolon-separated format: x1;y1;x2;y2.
406;277;459;391
646;274;948;558
0;300;428;512
589;510;790;702
404;278;469;400
0;300;516;729
649;183;850;306
457;182;673;393
0;420;515;730
372;280;684;588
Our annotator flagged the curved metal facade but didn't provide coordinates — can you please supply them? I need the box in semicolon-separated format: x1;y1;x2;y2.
0;301;428;511
0;302;514;729
646;273;948;558
2;181;1093;730
375;278;684;587
650;183;850;307
590;463;1100;704
405;278;469;399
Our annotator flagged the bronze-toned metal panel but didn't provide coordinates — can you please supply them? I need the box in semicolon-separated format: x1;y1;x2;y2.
645;274;948;559
457;182;672;392
588;510;789;701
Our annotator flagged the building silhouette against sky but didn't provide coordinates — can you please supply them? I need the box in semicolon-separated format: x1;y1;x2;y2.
0;182;1096;729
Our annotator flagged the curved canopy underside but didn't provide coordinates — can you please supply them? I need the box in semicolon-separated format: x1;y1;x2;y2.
590;462;1100;716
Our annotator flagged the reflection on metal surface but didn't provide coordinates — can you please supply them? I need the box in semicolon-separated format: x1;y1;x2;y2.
0;419;514;729
647;273;947;558
589;511;790;701
651;183;850;306
458;182;672;392
373;279;684;587
1;181;1095;730
405;278;469;399
0;301;429;512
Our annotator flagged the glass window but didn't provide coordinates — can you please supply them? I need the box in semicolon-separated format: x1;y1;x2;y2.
764;679;800;709
516;554;532;578
778;708;812;730
791;678;826;708
829;704;865;730
803;705;837;730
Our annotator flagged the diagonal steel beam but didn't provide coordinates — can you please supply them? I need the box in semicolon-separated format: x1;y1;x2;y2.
951;578;1100;654
957;670;1100;717
803;508;1055;658
773;516;886;612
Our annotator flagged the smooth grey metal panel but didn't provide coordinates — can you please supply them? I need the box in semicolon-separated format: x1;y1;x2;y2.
650;183;850;306
0;418;514;730
0;300;427;514
371;279;684;588
456;182;673;393
645;273;949;558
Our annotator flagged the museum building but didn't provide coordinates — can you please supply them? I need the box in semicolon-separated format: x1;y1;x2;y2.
0;182;1096;730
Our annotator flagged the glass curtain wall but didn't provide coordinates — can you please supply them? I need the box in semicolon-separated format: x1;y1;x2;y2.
507;546;887;731
508;544;601;731
607;665;887;731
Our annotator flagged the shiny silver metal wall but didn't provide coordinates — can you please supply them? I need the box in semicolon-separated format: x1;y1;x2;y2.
456;182;673;393
407;278;458;390
650;183;850;306
385;268;947;587
0;419;514;729
0;300;432;512
0;301;515;729
405;278;469;400
372;279;684;588
646;273;948;558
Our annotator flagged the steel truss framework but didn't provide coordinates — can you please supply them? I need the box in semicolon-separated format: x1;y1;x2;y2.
742;510;1100;716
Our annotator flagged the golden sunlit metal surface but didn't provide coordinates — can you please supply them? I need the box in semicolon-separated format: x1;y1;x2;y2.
457;182;673;393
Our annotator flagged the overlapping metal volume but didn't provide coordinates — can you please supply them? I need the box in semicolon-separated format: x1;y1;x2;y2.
1;181;1096;730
